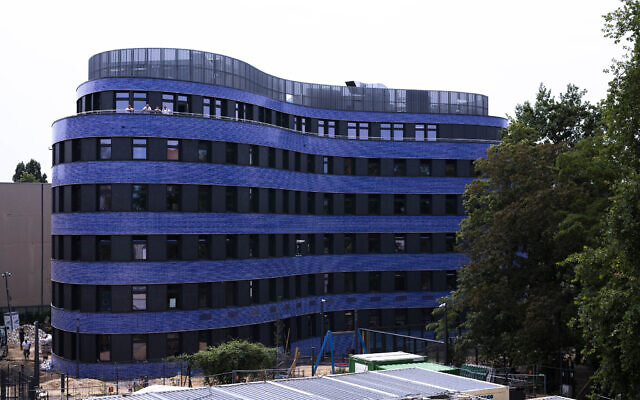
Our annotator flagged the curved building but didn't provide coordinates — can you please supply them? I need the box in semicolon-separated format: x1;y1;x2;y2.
51;48;506;378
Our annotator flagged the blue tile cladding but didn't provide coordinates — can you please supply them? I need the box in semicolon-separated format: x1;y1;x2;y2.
51;291;448;334
51;253;467;285
52;213;463;235
52;114;495;158
52;161;473;193
75;78;508;128
52;355;184;380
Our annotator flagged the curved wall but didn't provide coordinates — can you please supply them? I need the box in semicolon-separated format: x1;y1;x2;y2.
51;50;504;378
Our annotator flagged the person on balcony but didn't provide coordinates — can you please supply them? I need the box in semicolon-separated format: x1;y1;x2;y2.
126;104;134;113
141;104;152;113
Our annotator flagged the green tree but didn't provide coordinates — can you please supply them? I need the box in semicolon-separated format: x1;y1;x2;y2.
178;339;276;384
571;1;640;396
12;159;47;183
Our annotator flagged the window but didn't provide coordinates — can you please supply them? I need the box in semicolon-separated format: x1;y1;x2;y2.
198;331;210;351
166;333;181;357
394;272;407;290
344;194;355;215
115;91;129;113
445;160;457;177
368;159;380;176
226;235;237;258
393;124;404;141
99;138;112;160
225;186;237;212
420;234;432;253
162;93;174;113
97;286;111;312
132;139;147;160
249;235;259;258
249;280;260;303
368;234;381;253
295;236;307;256
344;158;354;175
71;185;81;212
269;189;276;213
395;309;407;327
167;139;180;161
176;95;189;113
445;195;458;215
394;194;406;215
393;159;406;176
369;309;381;328
394;234;406;253
97;335;111;362
419;160;432;177
381;124;391;140
166;185;181;211
198;141;210;162
368;194;380;215
198;186;211;212
226;142;237;164
347;122;357;139
133;92;147;111
132;334;147;361
167;235;180;260
359;123;369;140
420;194;432;215
307;154;315;173
198;283;211;308
328;121;336;137
132;286;147;311
132;236;147;261
369;272;381;292
307;192;315;214
447;271;458;290
198;235;210;259
415;124;425;141
323;234;333;254
344;234;354;254
97;236;111;261
214;99;223;117
249;187;259;213
283;190;290;213
427;124;437;141
167;284;181;309
268;147;276;168
446;233;456;252
318;120;325;136
268;235;276;257
323;193;333;214
323;156;331;174
249;145;260;166
282;150;290;170
344;272;355;292
98;185;112;211
294;153;301;171
421;271;432;291
202;98;211;117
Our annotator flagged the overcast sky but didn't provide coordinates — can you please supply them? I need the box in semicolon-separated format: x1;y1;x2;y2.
0;0;622;182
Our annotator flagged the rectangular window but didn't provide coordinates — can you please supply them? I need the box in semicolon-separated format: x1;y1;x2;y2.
167;284;181;309
368;159;380;176
394;194;406;215
415;124;425;141
132;286;147;311
249;187;259;213
249;235;259;258
215;99;222;118
323;193;333;214
198;283;211;308
203;97;211;117
226;143;237;164
323;156;330;174
97;335;111;362
96;286;111;312
380;124;391;140
71;185;81;212
133;92;147;112
393;159;406;176
420;233;432;253
268;147;276;168
166;185;181;211
394;272;407;290
323;234;333;254
446;194;458;215
318;120;325;136
344;272;355;292
131;184;148;211
447;271;458;290
295;236;307;256
419;159;432;177
198;331;210;351
344;158;354;175
369;272;381;292
344;194;355;215
132;335;147;361
359;123;369;140
132;236;147;261
225;186;237;212
420;194;432;215
268;235;276;257
421;271;432;291
198;186;211;212
395;234;406;253
347;122;357;139
427;124;437;141
446;233;456;252
283;150;290;170
307;192;315;214
198;141;210;162
115;91;129;113
445;160;457;177
368;234;381;253
167;139;180;161
69;138;80;160
166;333;181;357
225;235;237;258
198;235;210;259
393;124;404;141
249;145;260;166
132;139;147;160
98;185;112;211
269;189;276;213
307;154;315;173
344;234;355;254
368;194;380;215
167;235;180;260
328;121;336;137
99;138;112;160
97;236;111;261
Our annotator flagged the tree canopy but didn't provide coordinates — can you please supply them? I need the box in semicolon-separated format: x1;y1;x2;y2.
12;159;47;183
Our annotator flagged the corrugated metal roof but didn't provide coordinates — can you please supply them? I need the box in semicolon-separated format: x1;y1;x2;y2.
328;372;444;397
378;367;503;391
378;361;458;373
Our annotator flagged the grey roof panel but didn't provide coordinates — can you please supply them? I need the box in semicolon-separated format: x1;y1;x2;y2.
216;381;313;400
328;372;445;397
278;376;385;400
378;367;503;391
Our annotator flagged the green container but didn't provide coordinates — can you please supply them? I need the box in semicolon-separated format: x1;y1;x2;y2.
378;361;459;375
348;352;426;373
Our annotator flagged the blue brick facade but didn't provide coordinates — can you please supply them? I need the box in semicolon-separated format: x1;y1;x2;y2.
51;49;505;378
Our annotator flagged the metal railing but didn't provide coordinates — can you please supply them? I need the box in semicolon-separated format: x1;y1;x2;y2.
60;109;501;144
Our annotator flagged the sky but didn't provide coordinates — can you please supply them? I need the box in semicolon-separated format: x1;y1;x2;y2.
0;0;623;182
